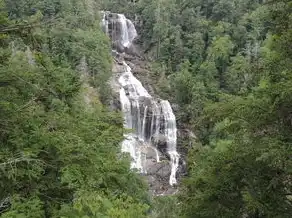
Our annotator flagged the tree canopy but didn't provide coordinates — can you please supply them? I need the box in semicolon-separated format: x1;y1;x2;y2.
103;0;292;217
1;0;292;217
0;0;150;217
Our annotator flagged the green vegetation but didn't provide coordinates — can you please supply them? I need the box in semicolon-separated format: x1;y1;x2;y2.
1;0;292;217
104;0;292;217
0;0;149;217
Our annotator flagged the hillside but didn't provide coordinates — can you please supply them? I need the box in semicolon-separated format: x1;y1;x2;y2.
1;0;292;217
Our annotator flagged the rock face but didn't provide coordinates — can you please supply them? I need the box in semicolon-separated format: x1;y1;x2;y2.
102;11;181;195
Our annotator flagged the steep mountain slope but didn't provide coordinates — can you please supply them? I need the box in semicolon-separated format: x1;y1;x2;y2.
0;1;150;217
1;0;291;217
103;0;292;217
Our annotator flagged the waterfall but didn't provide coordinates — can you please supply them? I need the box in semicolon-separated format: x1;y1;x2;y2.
101;12;137;50
118;62;179;185
116;14;137;48
126;19;138;46
142;106;148;139
161;100;179;185
10;42;16;57
118;14;130;48
103;12;180;186
102;13;109;35
25;46;35;65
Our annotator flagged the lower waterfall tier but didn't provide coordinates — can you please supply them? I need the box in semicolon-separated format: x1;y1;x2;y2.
118;62;179;186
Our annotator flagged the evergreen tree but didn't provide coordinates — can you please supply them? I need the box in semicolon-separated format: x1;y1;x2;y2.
0;0;149;217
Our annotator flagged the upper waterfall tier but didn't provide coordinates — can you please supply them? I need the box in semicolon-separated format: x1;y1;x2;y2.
101;11;137;51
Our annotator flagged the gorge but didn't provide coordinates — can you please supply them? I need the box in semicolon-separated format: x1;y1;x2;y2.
101;11;180;192
1;0;291;217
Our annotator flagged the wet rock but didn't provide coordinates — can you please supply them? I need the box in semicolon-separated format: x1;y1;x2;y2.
124;44;141;57
145;147;159;160
123;53;136;61
112;41;125;53
110;95;121;111
112;62;125;73
132;65;150;75
171;103;180;113
148;162;170;179
144;160;178;196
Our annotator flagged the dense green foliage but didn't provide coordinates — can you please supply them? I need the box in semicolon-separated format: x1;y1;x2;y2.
0;0;150;217
105;0;292;217
2;0;292;217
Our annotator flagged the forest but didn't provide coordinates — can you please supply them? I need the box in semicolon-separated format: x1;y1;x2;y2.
0;0;291;217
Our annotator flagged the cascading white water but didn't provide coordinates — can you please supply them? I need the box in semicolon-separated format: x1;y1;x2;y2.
102;12;179;185
116;14;137;48
142;106;148;139
151;102;161;163
125;18;138;45
26;46;35;65
118;62;179;184
118;14;131;48
119;62;151;173
101;12;137;49
120;87;143;171
161;101;180;185
101;12;109;35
